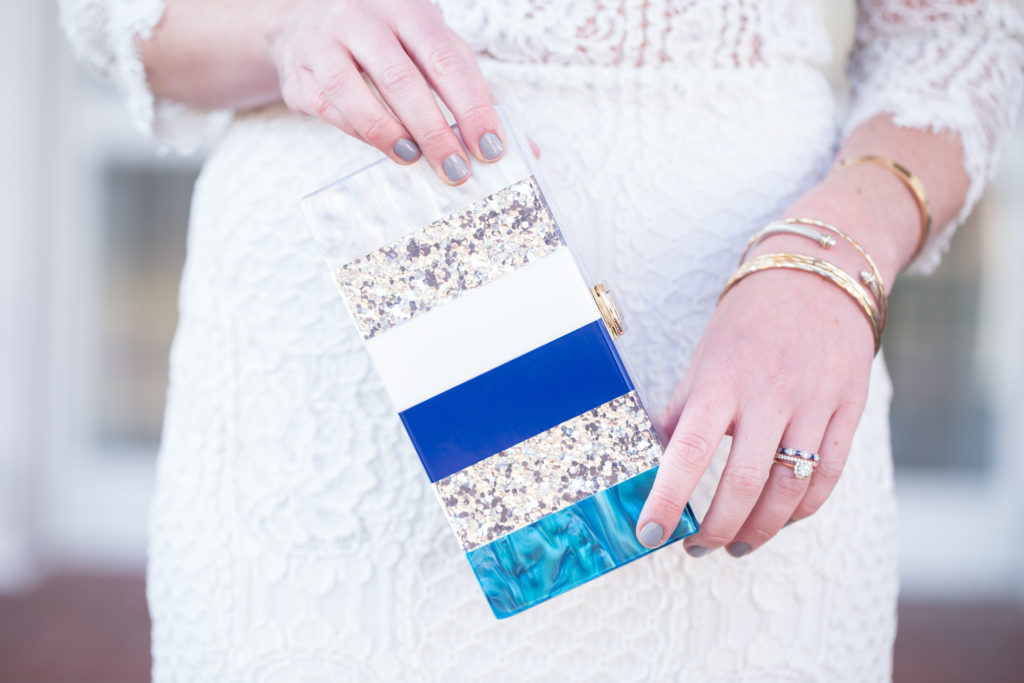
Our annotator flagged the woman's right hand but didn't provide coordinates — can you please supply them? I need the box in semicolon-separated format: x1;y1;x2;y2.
270;0;505;184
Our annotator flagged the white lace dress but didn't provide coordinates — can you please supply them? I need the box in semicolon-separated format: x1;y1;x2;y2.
60;1;1024;680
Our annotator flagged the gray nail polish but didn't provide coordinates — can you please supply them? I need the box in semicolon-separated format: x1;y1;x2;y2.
393;138;419;162
479;132;504;160
686;545;710;558
727;542;751;558
442;154;469;182
637;522;664;548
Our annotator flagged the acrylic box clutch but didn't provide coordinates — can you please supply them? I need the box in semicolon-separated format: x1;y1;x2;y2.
301;109;699;618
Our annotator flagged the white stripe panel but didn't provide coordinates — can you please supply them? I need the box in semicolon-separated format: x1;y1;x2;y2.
365;248;601;411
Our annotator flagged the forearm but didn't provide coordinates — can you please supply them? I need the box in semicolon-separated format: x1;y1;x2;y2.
139;0;295;110
760;114;971;287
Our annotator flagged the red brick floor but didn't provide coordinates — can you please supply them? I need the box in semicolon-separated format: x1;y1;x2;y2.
1;573;1022;682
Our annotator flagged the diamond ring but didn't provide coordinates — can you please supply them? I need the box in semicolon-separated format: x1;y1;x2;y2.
773;447;820;480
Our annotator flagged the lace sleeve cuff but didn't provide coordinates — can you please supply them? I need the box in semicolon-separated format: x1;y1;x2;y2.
843;2;1024;276
58;0;231;155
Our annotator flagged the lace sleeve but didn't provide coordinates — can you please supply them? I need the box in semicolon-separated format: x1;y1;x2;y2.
57;0;231;154
844;0;1024;275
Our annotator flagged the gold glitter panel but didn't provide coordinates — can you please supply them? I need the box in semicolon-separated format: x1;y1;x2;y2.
335;176;563;339
434;391;662;552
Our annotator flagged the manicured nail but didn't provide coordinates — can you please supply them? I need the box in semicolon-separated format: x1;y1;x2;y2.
393;138;419;162
637;522;664;548
686;545;710;558
442;154;469;182
727;542;751;558
479;132;504;160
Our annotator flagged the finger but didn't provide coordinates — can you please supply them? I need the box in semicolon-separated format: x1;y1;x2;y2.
527;135;541;159
307;47;422;166
679;408;787;556
393;7;505;163
284;67;359;137
792;398;864;520
727;411;830;556
347;31;472;184
635;383;734;549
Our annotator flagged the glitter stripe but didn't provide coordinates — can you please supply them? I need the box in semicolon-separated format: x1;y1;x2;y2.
465;466;699;618
399;320;633;483
334;176;563;339
434;391;663;551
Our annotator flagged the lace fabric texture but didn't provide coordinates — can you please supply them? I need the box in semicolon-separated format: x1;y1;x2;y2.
58;1;1024;680
59;0;1024;269
844;0;1024;273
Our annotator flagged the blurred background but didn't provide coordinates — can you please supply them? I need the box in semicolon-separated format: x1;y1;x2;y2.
1;2;1022;682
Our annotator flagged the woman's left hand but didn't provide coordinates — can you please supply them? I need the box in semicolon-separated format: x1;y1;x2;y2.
633;241;880;557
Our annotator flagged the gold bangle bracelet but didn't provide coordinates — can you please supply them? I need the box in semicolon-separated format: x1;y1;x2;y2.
767;217;887;331
834;154;932;261
739;217;887;322
719;252;883;352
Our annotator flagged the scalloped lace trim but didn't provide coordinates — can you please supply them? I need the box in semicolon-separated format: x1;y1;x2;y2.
58;0;230;154
844;0;1024;275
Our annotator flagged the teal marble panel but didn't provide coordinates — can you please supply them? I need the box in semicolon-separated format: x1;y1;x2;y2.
465;466;698;618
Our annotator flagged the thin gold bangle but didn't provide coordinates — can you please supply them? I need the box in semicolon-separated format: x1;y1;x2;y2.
834;154;932;261
769;218;887;331
738;218;888;331
719;252;882;352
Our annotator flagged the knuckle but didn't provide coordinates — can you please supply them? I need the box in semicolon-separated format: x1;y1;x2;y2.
425;43;467;80
358;113;394;143
417;125;456;151
792;501;820;520
837;393;867;416
376;61;419;94
312;90;333;117
724;463;768;499
664;430;715;470
321;68;355;98
774;469;810;497
699;528;734;548
458;100;496;125
645;489;684;518
747;525;776;546
814;457;844;484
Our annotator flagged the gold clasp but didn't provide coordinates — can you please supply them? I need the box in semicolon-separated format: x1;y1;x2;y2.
591;283;624;338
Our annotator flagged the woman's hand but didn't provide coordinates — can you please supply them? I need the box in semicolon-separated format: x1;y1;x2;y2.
631;109;977;557
634;226;884;558
270;0;505;184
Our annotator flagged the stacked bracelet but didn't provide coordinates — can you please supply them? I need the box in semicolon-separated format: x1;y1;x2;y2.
739;217;888;332
771;218;887;330
719;252;883;352
723;154;928;354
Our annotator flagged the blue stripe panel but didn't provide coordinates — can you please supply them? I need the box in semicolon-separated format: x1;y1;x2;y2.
466;465;699;619
399;320;633;482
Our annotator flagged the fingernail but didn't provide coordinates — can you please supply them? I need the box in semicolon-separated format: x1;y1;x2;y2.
393;138;419;162
784;518;797;528
727;542;751;558
442;154;469;182
637;522;664;548
479;132;503;160
686;545;710;558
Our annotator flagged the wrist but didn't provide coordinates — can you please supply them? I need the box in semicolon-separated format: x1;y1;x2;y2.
779;165;922;286
264;0;305;67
